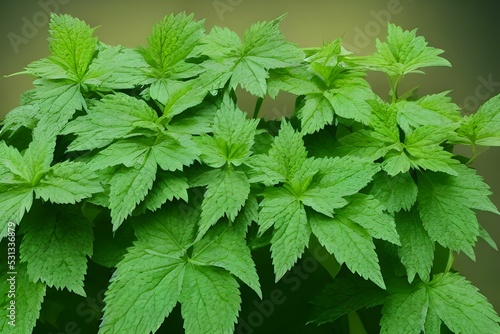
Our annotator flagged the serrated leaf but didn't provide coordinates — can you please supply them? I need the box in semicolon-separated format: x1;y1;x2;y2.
417;164;499;258
466;94;500;146
396;209;434;283
100;205;252;334
199;167;250;237
363;23;451;76
404;125;459;175
26;14;97;82
0;187;34;239
198;16;304;96
325;82;373;125
370;171;417;213
192;224;261;298
62;93;159;151
138;12;205;78
0;264;46;334
309;211;385;289
139;171;189;213
109;158;157;230
297;94;334;134
428;273;500;334
83;45;149;90
381;283;428;334
396;92;461;134
180;265;241;334
0;105;39;136
34;161;103;204
19;206;93;296
151;133;199;171
340;194;399;245
302;156;380;215
268;198;311;281
33;80;85;133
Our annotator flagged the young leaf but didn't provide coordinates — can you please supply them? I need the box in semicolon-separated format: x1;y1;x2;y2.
417;164;499;258
362;23;451;76
26;13;97;82
19;206;93;296
138;171;189;213
198;15;304;97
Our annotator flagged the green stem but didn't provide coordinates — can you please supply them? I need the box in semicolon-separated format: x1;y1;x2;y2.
444;249;455;273
389;74;402;103
253;97;264;119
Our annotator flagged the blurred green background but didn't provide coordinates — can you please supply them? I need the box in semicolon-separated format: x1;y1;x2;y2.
1;0;499;320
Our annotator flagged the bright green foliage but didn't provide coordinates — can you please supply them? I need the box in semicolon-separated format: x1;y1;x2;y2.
197;15;304;96
361;22;451;76
100;206;259;334
1;13;500;334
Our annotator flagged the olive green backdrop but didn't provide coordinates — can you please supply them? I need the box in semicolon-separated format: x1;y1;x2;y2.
1;0;499;314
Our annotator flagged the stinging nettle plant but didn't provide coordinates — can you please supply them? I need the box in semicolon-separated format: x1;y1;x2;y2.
1;12;500;334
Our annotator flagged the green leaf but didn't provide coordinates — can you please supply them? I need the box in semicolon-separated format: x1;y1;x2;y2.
196;100;259;167
138;12;205;78
33;80;85;133
265;195;311;281
62;93;160;151
139;171;189;213
0;264;46;334
198;15;304;96
325;81;373;125
0;105;39;136
404;125;459;176
151;133;200;171
428;273;500;334
339;194;399;245
199;167;250;237
302;156;380;215
108;158;157;230
363;23;451;76
34;161;103;204
396;92;461;134
27;14;97;81
83;45;149;90
100;205;254;334
297;94;334;134
180;265;241;334
381;282;428;334
396;209;434;283
370;171;418;213
0;187;34;239
19;205;93;296
310;211;385;289
417;164;499;258
461;94;500;146
192;224;261;298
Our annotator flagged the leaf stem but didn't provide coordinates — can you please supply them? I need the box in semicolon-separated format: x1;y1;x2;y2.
253;97;264;119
